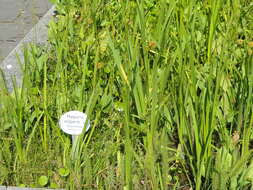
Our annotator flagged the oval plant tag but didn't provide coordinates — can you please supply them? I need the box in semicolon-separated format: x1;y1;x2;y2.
59;111;90;135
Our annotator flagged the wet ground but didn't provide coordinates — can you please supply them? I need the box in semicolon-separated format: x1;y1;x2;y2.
0;0;51;62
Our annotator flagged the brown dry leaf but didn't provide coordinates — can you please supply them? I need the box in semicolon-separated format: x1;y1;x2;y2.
236;39;244;45
148;41;157;49
96;62;104;69
248;41;253;48
248;48;252;56
232;131;240;144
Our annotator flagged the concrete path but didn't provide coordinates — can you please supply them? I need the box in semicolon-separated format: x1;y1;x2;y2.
0;2;64;189
0;1;54;91
0;0;51;62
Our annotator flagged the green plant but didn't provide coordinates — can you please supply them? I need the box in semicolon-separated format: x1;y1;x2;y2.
0;0;252;189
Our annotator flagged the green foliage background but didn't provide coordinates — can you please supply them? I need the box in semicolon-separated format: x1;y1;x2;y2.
0;0;253;189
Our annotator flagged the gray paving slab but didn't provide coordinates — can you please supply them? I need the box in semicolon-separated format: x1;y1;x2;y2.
0;5;55;91
0;3;63;190
0;0;51;62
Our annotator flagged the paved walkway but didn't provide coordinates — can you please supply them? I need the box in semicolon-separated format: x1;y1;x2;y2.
0;0;51;62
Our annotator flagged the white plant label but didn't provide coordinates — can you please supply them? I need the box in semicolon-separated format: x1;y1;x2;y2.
59;111;90;135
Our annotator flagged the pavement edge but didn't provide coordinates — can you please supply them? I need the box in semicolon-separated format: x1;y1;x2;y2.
0;4;64;190
0;5;55;91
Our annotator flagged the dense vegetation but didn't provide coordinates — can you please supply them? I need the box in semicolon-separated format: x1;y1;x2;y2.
0;0;253;189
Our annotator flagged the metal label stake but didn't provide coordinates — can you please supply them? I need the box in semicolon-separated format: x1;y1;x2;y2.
59;111;90;159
